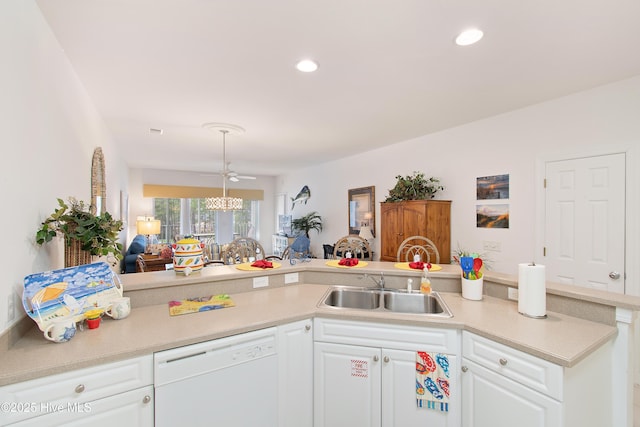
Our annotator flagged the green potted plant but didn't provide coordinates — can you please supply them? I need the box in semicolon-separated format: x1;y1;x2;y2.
384;171;444;202
292;211;323;238
36;197;124;267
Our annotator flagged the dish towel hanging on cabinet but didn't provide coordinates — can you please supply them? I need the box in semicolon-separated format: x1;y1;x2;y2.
416;351;450;412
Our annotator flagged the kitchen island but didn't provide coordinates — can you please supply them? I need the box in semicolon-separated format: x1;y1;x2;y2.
1;260;637;426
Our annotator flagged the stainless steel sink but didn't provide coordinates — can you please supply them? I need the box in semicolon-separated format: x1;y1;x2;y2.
322;288;380;310
383;292;446;314
319;287;453;317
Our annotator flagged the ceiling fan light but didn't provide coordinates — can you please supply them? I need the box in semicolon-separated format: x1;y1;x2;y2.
202;122;246;211
205;196;243;211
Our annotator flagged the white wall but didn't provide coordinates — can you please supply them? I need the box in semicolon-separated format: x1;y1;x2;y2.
0;0;129;335
278;76;640;293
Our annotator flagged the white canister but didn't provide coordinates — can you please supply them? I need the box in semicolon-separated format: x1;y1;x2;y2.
461;277;483;301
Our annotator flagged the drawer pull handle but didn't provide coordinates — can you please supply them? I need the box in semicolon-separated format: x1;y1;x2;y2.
499;358;508;366
305;324;311;331
383;356;390;363
461;366;468;373
373;355;379;362
75;384;85;393
142;395;151;404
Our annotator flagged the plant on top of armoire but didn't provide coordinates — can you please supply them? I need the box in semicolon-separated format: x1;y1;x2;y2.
36;197;124;267
384;171;444;202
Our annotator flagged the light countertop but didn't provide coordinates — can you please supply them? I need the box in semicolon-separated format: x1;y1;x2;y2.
0;258;623;386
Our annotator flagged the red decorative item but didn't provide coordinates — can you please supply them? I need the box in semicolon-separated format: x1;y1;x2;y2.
251;260;273;269
86;317;101;329
338;258;359;267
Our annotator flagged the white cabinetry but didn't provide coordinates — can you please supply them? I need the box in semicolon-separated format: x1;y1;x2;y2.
0;355;153;426
461;331;612;427
278;318;313;427
314;318;460;427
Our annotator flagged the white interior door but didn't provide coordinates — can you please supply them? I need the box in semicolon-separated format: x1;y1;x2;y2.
544;153;625;293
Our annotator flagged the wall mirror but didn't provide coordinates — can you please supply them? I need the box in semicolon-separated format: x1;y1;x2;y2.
91;147;106;215
348;186;375;236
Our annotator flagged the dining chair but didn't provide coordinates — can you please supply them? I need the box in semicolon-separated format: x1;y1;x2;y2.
220;237;268;264
396;236;440;264
323;244;335;259
332;235;372;260
136;255;147;272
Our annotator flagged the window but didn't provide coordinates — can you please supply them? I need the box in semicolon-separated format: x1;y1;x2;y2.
152;198;259;244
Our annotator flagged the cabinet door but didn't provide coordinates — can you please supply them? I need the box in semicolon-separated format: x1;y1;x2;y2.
401;202;428;238
461;359;562;427
380;203;402;261
278;319;313;427
382;349;459;427
314;342;381;427
12;386;154;427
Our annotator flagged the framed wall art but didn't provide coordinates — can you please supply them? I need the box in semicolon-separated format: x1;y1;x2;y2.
476;203;509;228
477;174;509;200
348;186;375;236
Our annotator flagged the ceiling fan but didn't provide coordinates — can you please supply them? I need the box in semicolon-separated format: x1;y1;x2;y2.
202;123;256;182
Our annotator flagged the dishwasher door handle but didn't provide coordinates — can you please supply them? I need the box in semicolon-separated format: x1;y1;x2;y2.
165;351;207;364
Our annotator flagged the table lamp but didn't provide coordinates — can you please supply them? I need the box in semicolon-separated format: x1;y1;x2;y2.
136;217;161;254
359;225;374;242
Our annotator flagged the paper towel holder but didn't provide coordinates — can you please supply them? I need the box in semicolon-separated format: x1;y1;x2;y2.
519;311;548;319
518;261;548;319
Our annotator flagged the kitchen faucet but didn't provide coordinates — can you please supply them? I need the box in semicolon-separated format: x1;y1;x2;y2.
362;272;385;289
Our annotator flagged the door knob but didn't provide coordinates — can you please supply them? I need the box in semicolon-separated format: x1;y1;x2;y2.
461;366;468;373
609;271;621;280
373;355;379;362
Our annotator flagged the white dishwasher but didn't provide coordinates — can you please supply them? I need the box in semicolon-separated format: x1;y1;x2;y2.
154;327;278;427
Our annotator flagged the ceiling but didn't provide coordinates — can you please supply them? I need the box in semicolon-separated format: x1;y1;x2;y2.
36;0;640;177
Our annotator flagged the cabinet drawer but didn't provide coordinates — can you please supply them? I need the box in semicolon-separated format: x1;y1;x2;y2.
8;385;154;427
0;355;153;424
314;318;459;353
462;332;562;400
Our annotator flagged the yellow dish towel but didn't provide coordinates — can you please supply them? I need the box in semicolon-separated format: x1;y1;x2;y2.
416;351;450;412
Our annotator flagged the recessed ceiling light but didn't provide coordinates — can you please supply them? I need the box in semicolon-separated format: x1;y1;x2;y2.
455;29;484;46
296;59;319;73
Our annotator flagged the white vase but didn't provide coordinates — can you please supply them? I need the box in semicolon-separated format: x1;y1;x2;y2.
461;277;483;300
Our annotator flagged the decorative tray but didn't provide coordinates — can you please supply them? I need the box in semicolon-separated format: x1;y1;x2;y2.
22;262;123;331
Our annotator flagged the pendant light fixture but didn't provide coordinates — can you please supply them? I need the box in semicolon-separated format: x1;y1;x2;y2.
203;123;245;211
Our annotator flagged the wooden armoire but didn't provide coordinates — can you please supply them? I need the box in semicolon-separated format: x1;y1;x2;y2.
380;200;451;263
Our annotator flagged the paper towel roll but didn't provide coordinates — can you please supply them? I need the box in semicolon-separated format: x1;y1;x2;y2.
518;263;546;318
